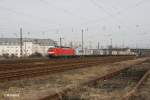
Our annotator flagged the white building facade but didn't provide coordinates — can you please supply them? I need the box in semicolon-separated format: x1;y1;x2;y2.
0;38;57;57
92;48;136;55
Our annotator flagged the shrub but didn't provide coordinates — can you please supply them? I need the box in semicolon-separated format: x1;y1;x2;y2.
2;53;9;59
29;52;43;58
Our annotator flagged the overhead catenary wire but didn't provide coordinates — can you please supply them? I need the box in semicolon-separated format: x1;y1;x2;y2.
0;0;144;33
86;0;149;48
39;0;91;21
0;0;90;35
83;0;148;27
0;0;148;29
88;0;134;31
0;5;57;27
0;0;149;46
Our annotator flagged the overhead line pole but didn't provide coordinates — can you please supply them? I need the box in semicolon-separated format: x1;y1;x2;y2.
60;37;62;47
82;29;84;56
98;42;100;49
59;37;64;47
20;28;23;57
110;38;112;55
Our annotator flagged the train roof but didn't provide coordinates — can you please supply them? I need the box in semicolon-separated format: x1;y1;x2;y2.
55;46;72;48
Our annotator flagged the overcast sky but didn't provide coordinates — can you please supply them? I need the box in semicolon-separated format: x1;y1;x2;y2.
0;0;150;48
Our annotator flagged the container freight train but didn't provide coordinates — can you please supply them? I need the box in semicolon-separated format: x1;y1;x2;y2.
48;47;76;58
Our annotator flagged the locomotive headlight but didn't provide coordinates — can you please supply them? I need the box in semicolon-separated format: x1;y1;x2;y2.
48;52;55;54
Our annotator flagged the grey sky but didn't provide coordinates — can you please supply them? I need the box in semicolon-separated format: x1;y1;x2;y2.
0;0;150;48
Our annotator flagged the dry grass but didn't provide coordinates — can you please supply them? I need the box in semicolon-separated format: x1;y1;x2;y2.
0;58;147;100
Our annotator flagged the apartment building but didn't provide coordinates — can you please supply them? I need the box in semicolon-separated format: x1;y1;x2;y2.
0;38;57;57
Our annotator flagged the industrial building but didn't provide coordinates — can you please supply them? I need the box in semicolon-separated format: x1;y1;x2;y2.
0;38;57;57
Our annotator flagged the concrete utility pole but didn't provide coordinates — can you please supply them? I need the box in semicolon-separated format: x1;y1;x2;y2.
98;42;100;49
20;28;23;57
70;41;73;48
59;37;64;47
110;38;112;55
122;40;125;48
81;29;84;56
110;38;112;48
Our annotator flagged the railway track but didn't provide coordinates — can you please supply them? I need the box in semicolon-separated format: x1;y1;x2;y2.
0;56;134;82
135;71;150;100
0;56;130;71
122;70;150;100
39;61;149;100
61;66;149;100
0;56;134;65
0;57;147;100
0;61;102;81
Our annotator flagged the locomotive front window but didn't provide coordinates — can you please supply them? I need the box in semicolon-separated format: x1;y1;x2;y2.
48;48;53;51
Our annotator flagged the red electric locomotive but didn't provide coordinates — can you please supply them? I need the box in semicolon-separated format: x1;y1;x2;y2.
48;47;75;57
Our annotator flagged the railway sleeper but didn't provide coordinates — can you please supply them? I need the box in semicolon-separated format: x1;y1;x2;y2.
62;66;149;100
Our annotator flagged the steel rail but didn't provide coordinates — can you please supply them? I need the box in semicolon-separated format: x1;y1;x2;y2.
121;70;150;100
38;59;147;100
0;61;103;81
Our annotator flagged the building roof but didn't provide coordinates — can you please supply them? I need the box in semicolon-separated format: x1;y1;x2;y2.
0;38;57;46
